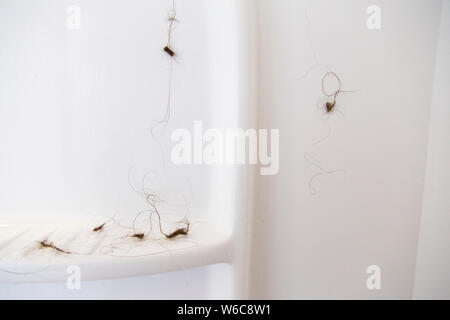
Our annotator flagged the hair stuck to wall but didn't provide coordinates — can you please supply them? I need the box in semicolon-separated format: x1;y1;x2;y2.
321;71;342;114
310;70;354;148
304;153;345;195
294;5;352;196
144;192;190;239
5;187;191;262
296;4;319;81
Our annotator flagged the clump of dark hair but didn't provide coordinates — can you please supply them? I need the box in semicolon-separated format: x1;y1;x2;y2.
38;239;71;254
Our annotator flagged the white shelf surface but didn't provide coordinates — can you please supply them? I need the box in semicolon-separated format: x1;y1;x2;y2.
0;219;231;283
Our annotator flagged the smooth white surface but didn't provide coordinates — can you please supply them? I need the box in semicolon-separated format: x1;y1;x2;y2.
249;0;441;299
413;0;450;300
0;0;249;298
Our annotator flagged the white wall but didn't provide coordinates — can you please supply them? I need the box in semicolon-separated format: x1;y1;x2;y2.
249;0;441;299
413;0;450;300
0;0;213;222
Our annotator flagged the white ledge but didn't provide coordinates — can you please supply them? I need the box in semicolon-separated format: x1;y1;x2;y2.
0;219;231;283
